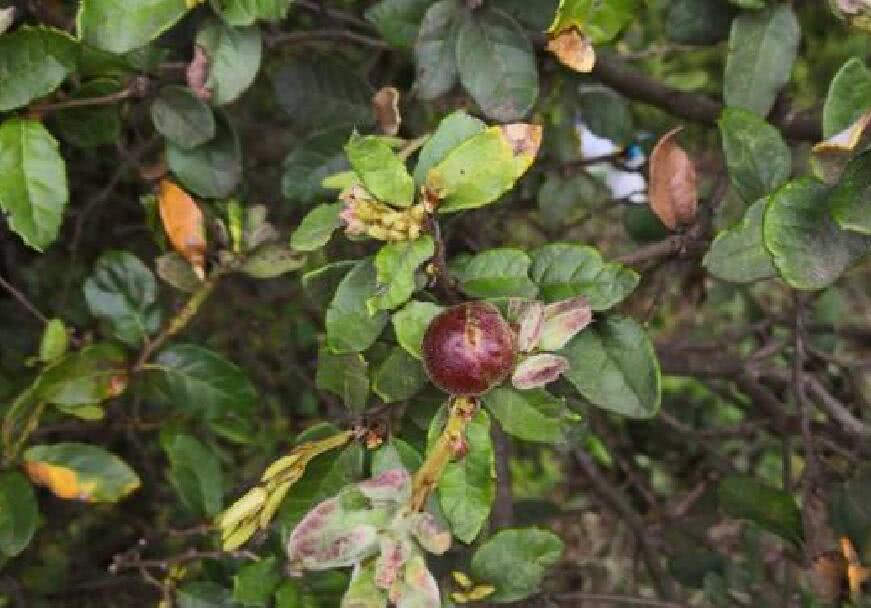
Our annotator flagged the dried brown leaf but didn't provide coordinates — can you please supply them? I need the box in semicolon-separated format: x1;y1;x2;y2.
648;126;697;230
373;86;401;136
158;179;207;279
186;45;212;102
546;28;595;73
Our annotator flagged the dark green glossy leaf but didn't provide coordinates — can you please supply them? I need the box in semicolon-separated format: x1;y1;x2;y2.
561;316;661;419
666;0;733;45
56;78;122;148
282;127;350;203
196;20;262;106
719;476;803;547
763;178;871;290
719;107;790;203
167;112;242;198
703;198;777;283
326;259;390;353
529;243;638;310
456;9;538;122
161;433;224;517
830;150;871;235
0;118;69;251
366;0;433;48
77;0;188;54
823;57;871;140
0;472;38;557
150;344;258;418
151;85;216;149
470;527;564;602
482;387;567;444
456;248;538;299
83;250;161;347
372;346;428;403
414;0;462;100
723;4;799;116
233;556;281;607
0;26;77;111
316;345;369;412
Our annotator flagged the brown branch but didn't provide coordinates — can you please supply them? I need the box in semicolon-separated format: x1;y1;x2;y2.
0;273;48;324
550;592;690;608
589;53;821;142
30;77;150;113
265;29;388;49
490;421;514;530
427;216;461;304
574;450;677;600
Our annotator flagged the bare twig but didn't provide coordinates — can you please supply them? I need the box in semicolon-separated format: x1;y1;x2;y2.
30;77;149;113
551;592;690;608
0;273;49;324
265;28;388;49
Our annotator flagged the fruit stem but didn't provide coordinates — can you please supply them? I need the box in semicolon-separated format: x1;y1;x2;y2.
407;396;477;512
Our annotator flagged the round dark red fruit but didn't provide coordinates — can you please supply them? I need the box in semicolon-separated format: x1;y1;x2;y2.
421;302;515;396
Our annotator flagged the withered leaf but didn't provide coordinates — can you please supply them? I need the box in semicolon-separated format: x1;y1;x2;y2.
373;86;401;137
157;179;207;279
648;126;697;230
186;45;212;102
547;28;595;73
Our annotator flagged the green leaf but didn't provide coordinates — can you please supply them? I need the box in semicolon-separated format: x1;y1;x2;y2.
39;319;69;364
345;134;414;207
326;260;390;353
316;345;370;413
538;172;609;230
823;58;871;140
426;126;536;213
290;202;344;252
177;581;236;608
282;127;350;203
55;78;123;148
723;4;799;116
830;150;871;235
0;118;69;251
302;260;356;310
161;433;224;518
413;110;486;185
457;248;538;299
156;252;204;293
718;108;790;203
391;301;443;359
372;439;423;475
529;243;639;310
456;9;538;122
150;344;258;419
83;250;162;347
718;476;803;547
366;0;434;48
167;112;242;198
414;0;462;100
368;237;435;313
0;26;77;112
482;387;567;444
36;343;127;408
703;198;777;283
233;556;282;607
372;346;428;403
151;85;216;149
830;469;871;562
561;316;661;419
214;0;293;26
240;243;305;279
196;20;262;106
493;0;559;30
274;57;373;135
470;528;564;603
666;0;733;45
578;87;635;148
77;0;188;54
277;443;364;537
548;0;639;44
23;442;140;503
429;407;494;544
763;178;871;290
0;472;38;557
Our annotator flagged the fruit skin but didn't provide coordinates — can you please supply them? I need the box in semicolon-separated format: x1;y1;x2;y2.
421;302;515;396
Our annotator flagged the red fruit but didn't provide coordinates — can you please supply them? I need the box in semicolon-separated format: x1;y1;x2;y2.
422;302;515;396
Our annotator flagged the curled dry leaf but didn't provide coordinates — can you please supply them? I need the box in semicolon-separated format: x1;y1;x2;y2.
547;28;595;73
511;353;570;390
186;45;212;102
373;86;402;137
648;126;697;230
812;109;871;183
499;123;543;174
157;179;207;279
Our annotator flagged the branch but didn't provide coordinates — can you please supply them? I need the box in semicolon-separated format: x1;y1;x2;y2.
0;273;48;324
590;53;821;142
29;77;150;113
550;592;690;608
574;450;677;600
265;29;388;49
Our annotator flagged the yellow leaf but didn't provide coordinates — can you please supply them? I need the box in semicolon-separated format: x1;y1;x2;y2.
185;0;204;8
24;461;96;501
497;123;543;178
452;571;473;590
547;28;595;73
158;179;207;279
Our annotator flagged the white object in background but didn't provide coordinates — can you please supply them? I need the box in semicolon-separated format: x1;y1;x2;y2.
0;7;14;36
576;122;621;160
606;169;647;204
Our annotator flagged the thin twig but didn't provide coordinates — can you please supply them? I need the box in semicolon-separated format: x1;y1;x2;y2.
266;28;388;49
550;592;690;608
30;78;149;113
0;273;48;324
